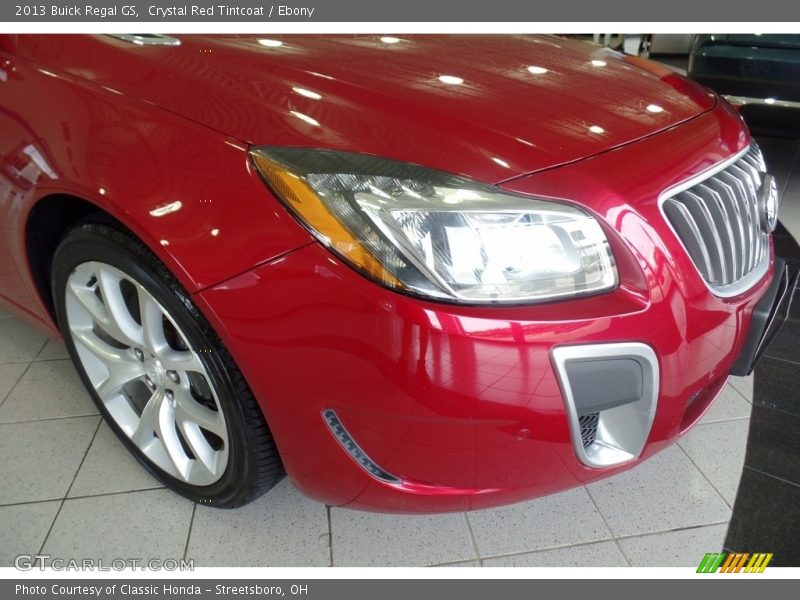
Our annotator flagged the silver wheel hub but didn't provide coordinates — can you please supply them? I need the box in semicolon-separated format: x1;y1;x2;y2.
65;261;229;486
144;358;167;388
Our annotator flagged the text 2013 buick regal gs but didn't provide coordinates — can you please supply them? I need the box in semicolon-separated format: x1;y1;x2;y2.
0;35;795;511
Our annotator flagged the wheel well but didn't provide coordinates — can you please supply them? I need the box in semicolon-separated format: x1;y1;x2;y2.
25;194;116;321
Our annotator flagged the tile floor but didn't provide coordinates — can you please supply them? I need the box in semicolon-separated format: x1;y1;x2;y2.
0;136;797;569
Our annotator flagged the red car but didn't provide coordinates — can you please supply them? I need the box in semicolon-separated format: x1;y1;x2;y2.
0;34;794;512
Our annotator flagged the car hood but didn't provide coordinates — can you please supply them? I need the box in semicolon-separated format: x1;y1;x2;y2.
23;34;717;183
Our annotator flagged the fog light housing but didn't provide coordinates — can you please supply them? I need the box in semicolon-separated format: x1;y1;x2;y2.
552;343;659;468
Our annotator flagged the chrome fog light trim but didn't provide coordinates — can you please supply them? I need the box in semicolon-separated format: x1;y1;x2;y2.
552;343;660;468
322;409;402;484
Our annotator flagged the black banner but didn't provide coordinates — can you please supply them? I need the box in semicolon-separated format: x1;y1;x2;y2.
2;0;800;22
3;579;796;600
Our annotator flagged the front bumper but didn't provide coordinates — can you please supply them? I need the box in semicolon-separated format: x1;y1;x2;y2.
731;257;799;375
196;237;777;513
197;105;783;513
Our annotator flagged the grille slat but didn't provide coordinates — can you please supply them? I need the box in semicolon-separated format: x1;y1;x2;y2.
663;201;716;277
698;183;738;280
728;164;762;272
719;170;756;272
742;154;759;171
662;145;769;294
706;178;747;280
683;189;729;283
742;159;763;189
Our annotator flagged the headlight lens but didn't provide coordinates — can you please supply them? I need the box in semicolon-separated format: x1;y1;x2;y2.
251;148;617;304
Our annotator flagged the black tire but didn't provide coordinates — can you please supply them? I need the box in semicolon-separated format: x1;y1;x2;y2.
51;220;282;508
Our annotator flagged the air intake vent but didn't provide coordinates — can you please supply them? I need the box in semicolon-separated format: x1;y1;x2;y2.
552;343;659;468
661;145;770;297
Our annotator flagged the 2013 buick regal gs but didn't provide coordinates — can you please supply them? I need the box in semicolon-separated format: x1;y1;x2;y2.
0;34;795;511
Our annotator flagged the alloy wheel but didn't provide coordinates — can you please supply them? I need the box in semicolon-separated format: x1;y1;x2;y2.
64;261;229;486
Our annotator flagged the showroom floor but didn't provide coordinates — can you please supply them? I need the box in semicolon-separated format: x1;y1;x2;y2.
0;136;798;569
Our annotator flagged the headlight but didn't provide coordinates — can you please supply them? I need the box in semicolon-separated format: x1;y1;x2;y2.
251;148;617;304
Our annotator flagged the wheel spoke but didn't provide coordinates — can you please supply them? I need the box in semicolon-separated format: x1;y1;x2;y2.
96;361;145;402
133;390;189;478
174;389;226;436
138;287;169;355
72;328;143;401
161;349;204;374
97;267;143;348
67;279;109;326
72;327;131;365
186;455;218;482
132;389;164;446
176;419;220;476
154;399;190;479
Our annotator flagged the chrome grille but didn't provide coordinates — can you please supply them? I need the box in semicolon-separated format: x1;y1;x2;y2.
661;145;770;296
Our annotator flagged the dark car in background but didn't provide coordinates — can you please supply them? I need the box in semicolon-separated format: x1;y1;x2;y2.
689;34;800;136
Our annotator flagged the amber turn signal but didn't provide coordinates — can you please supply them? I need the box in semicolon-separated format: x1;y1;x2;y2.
250;153;404;288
